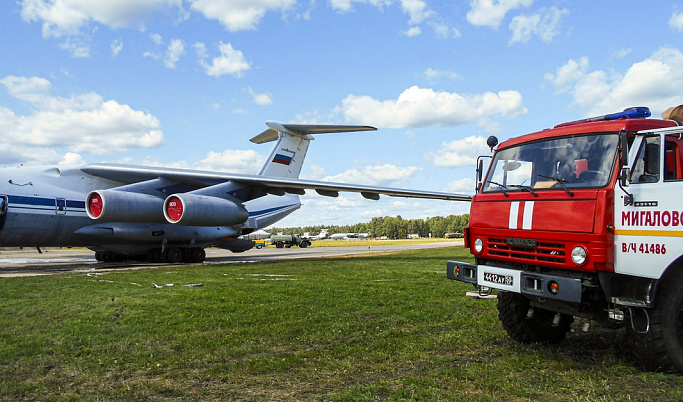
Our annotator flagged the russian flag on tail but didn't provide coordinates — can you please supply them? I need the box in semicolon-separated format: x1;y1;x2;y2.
272;149;295;165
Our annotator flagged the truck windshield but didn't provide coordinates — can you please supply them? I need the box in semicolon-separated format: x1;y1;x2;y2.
482;133;619;193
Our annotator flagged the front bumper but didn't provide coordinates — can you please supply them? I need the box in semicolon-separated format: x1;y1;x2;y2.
447;260;583;303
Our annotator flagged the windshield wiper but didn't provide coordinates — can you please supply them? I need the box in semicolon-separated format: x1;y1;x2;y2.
510;184;538;197
486;181;509;197
538;174;575;197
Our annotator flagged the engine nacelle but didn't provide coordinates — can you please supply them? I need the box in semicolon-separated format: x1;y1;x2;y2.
164;193;249;226
86;190;166;222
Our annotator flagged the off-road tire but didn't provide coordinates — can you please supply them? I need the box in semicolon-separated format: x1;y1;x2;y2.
625;269;683;373
497;291;573;343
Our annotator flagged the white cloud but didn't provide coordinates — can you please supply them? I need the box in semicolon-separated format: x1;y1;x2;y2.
0;75;164;164
164;39;186;68
245;87;273;105
670;10;683;32
322;164;420;186
338;85;526;130
20;0;186;56
466;0;533;29
110;40;123;56
400;0;433;25
423;68;459;82
329;0;392;14
188;0;296;31
509;7;568;45
430;21;462;39
446;177;476;195
428;136;490;168
195;149;265;173
545;47;683;116
544;56;589;94
150;33;163;45
331;0;455;39
195;41;251;78
20;0;185;36
404;26;422;37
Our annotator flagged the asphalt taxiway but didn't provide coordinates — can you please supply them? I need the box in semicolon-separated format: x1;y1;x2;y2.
0;241;462;277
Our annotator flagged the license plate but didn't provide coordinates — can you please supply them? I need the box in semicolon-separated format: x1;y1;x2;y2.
483;272;513;286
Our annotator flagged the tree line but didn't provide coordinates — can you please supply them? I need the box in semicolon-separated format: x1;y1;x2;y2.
269;214;469;239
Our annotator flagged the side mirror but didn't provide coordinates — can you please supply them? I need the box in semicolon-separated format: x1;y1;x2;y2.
618;167;633;206
476;159;484;191
619;167;630;187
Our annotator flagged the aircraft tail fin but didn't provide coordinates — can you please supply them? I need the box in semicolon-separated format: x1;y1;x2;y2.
251;121;376;178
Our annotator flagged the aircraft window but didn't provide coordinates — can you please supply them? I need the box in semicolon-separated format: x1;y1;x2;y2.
0;196;6;215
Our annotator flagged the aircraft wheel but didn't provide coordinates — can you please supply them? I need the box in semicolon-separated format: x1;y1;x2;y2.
95;252;105;262
148;248;162;263
167;247;184;263
102;252;121;263
191;248;206;263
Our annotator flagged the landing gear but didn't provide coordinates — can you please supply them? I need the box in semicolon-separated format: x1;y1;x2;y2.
97;247;206;264
95;252;124;262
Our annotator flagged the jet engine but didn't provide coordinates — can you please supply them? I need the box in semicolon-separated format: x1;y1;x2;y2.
164;193;249;226
86;190;166;222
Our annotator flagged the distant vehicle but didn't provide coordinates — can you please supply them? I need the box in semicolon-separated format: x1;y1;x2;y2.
0;121;470;263
270;234;311;248
253;239;267;249
444;232;464;238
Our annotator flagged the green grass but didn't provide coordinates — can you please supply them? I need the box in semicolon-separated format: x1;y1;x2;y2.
0;247;681;400
288;238;461;247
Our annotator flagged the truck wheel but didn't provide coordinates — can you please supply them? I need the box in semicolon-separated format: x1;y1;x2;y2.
497;291;573;343
300;241;308;248
276;242;284;249
625;269;683;373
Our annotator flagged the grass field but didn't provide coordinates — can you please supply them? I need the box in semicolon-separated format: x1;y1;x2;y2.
1;246;681;400
309;238;460;247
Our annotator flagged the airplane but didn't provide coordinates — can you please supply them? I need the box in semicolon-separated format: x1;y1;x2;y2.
330;232;370;240
238;229;270;241
304;229;329;241
0;121;471;263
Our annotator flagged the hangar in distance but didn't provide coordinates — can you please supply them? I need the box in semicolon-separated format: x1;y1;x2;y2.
0;121;471;263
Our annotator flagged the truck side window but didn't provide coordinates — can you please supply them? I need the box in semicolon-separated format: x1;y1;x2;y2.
631;136;660;184
664;134;682;181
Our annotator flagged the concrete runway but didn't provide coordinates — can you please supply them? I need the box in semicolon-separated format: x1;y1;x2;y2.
0;240;463;277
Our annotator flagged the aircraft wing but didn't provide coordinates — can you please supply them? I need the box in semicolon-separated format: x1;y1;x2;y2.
81;163;472;202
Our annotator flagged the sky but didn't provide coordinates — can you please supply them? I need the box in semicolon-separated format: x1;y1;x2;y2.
1;1;683;228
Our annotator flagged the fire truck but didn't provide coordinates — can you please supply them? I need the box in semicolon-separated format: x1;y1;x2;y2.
447;105;683;373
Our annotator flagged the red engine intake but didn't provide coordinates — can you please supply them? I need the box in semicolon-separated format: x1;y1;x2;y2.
163;193;249;226
85;190;166;223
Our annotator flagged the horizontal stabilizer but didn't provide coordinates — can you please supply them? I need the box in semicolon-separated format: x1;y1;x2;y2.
250;121;376;144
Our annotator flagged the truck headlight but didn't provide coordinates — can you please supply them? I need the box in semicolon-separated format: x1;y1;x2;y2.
571;246;587;265
474;238;484;253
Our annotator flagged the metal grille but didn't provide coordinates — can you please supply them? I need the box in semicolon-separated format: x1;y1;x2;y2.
487;238;566;264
